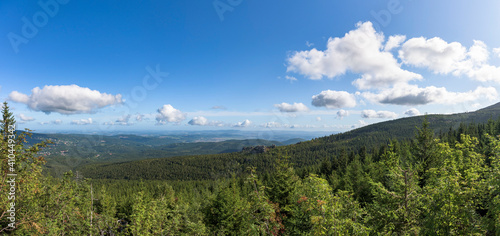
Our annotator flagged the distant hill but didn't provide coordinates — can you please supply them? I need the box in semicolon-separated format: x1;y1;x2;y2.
29;132;289;176
77;102;500;181
320;102;500;146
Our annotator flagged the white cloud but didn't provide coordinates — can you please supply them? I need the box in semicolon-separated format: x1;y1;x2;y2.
336;109;349;119
306;41;314;47
9;91;29;104
8;85;123;114
400;39;500;83
286;21;422;89
285;75;298;83
261;121;282;128
316;117;321;121
188;116;224;126
404;108;421;116
156;104;186;124
188;116;208;126
363;84;497;105
312;90;356;109
399;37;467;74
115;115;132;126
234;119;252;127
384;35;406;51
136;114;145;122
494;47;500;58
274;102;309;112
19;114;35;121
361;110;398;119
71;118;93;125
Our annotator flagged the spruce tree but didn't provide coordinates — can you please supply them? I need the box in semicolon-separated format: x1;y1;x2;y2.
411;117;440;187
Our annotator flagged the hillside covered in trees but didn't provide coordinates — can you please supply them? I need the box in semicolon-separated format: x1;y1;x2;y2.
2;101;500;235
78;102;500;181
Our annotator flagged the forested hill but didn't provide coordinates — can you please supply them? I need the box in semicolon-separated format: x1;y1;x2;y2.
319;102;500;149
78;102;500;181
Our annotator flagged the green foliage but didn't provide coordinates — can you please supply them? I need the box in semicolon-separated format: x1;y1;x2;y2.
289;175;370;235
368;142;422;235
422;135;487;235
478;134;500;234
203;180;250;235
411;117;441;187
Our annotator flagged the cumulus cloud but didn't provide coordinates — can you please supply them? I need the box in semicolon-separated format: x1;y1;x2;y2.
384;35;406;51
71;118;93;125
336;109;349;119
286;21;422;89
188;116;224;126
156;104;186;124
361;110;398;119
19;114;35;121
188;116;208;126
404;108;421;116
9;91;29;104
363;84;497;105
399;37;467;74
312;90;356;109
234;119;252;127
400;39;500;82
8;85;123;114
274;102;309;112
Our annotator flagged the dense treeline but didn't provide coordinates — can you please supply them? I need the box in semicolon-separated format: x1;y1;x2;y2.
2;101;500;235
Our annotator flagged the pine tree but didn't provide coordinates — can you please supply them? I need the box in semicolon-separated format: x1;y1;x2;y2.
411;117;441;187
368;142;422;234
422;135;487;235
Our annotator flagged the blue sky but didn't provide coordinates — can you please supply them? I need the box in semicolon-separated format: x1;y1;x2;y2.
2;0;500;133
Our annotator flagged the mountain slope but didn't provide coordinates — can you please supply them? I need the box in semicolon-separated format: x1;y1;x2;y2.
77;102;500;181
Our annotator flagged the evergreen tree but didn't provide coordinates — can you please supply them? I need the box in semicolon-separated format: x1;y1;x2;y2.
411;117;441;187
266;154;299;216
289;175;370;235
422;135;487;235
368;142;422;234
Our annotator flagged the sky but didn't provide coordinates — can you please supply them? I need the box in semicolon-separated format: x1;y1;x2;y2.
1;0;500;133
